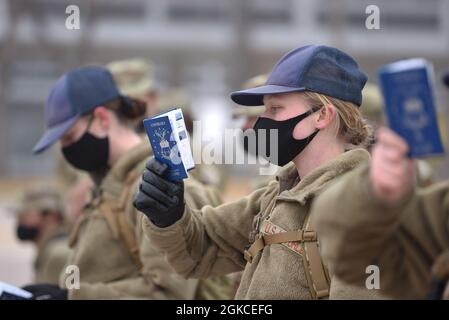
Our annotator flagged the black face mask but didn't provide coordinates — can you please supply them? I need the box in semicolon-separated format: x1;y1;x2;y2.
17;225;39;241
249;108;320;166
62;117;109;172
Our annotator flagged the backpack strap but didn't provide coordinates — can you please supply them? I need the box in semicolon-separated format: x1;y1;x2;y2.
99;201;142;270
244;230;317;263
301;212;330;299
99;168;143;270
243;213;330;299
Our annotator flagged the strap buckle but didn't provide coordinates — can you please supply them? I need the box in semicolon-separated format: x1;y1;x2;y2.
244;235;265;263
243;249;253;263
302;230;317;242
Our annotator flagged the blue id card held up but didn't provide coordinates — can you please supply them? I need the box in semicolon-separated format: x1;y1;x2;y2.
378;58;444;158
143;108;195;181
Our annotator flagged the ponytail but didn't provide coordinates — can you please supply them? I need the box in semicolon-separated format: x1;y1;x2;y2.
303;91;375;150
118;96;147;120
104;95;147;123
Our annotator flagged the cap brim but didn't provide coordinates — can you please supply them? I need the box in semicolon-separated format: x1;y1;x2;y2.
231;85;306;106
33;115;80;154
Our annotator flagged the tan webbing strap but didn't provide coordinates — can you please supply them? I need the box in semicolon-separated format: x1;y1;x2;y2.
243;237;265;263
243;218;330;299
99;200;143;270
303;212;330;299
244;230;317;263
69;198;99;248
118;170;140;209
115;169;144;270
68;215;86;248
98;202;121;240
116;205;143;270
300;252;317;299
304;241;330;299
264;230;317;244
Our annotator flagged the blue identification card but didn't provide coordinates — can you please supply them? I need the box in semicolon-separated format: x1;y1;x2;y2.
378;58;444;158
143;115;188;181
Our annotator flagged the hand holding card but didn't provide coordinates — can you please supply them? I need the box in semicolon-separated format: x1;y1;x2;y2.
378;58;444;158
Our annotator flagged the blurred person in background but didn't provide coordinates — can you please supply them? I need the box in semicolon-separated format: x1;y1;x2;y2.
231;73;275;191
158;87;226;190
232;74;268;133
107;59;232;299
108;59;223;189
49;59;159;226
134;45;385;299
227;73;273;296
23;66;222;300
360;83;385;130
14;187;71;285
311;69;449;300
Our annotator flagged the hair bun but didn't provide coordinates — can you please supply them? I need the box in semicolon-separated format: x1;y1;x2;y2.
119;95;147;120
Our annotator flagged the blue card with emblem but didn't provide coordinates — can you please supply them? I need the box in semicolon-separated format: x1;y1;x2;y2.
378;58;444;158
143;108;195;181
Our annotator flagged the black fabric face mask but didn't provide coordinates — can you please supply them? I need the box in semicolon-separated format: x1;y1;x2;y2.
249;108;320;166
17;225;39;241
62;118;109;172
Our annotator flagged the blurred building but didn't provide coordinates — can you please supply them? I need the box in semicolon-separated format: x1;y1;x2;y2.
1;0;449;178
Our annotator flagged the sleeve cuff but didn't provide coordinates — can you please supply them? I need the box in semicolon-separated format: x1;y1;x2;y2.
142;205;192;236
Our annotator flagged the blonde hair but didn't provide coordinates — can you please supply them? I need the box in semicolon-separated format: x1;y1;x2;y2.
302;91;374;149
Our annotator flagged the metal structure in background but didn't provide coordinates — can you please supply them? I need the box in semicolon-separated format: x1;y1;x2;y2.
0;0;448;178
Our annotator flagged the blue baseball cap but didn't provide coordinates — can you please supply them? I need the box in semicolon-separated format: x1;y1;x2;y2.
231;44;367;107
33;66;121;154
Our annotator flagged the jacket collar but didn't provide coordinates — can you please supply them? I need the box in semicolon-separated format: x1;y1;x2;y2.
275;148;370;204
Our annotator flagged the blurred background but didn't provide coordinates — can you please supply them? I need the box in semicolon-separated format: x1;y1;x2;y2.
0;0;449;286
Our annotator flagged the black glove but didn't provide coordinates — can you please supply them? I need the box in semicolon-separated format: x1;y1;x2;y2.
133;157;185;227
22;284;68;300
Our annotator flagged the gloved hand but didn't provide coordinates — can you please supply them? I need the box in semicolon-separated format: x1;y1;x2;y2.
22;284;68;300
133;157;185;228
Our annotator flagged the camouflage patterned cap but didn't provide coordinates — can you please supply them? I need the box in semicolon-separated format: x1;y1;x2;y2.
15;186;66;216
231;74;267;118
106;58;155;99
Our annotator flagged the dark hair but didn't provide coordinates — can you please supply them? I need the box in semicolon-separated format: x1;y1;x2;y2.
103;95;147;123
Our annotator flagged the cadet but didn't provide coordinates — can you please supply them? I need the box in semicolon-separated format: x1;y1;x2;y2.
15;187;71;285
231;74;274;191
232;74;267;131
108;59;233;299
134;45;381;299
312;71;449;299
24;66;220;300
